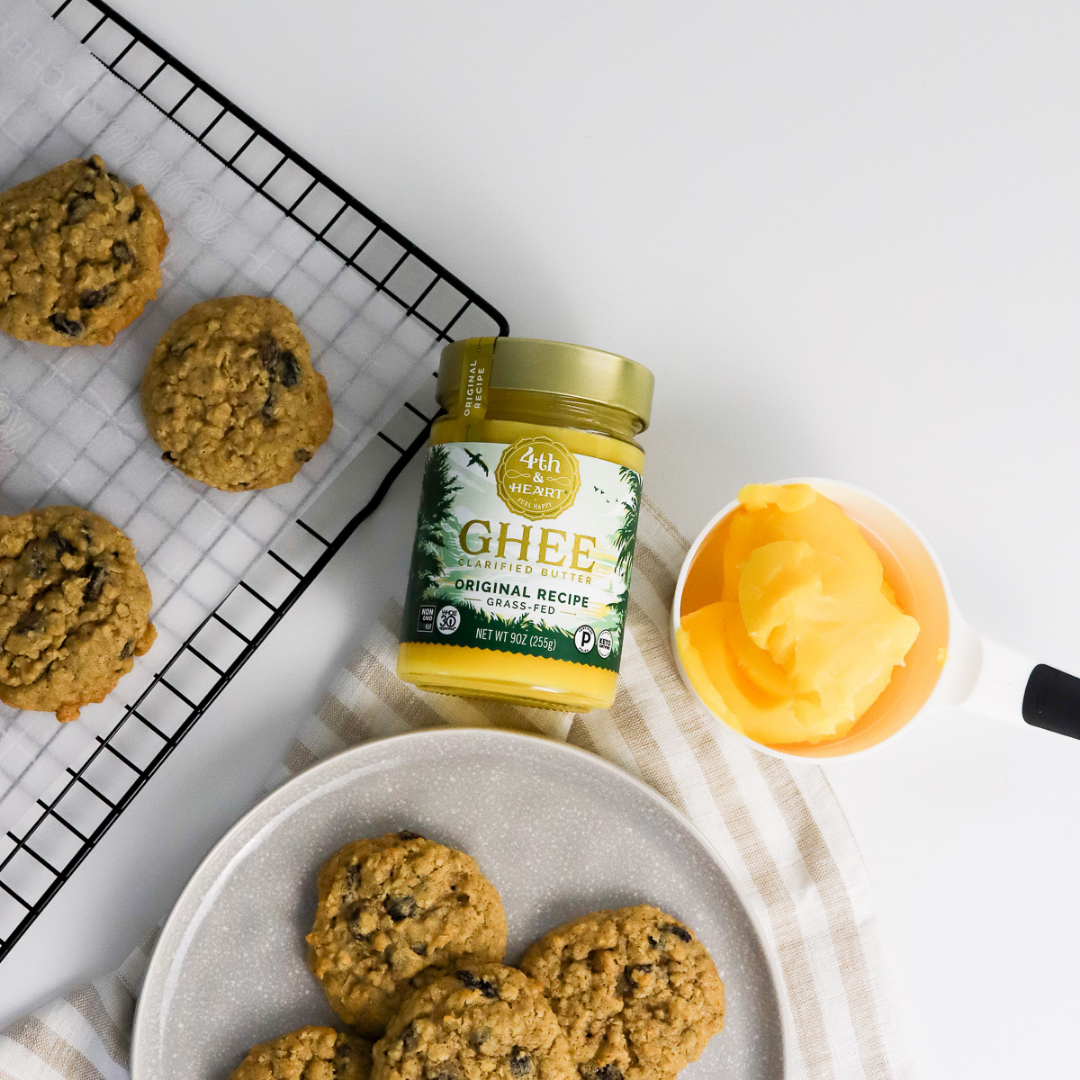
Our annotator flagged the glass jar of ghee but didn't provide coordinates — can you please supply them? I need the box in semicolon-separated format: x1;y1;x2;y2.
396;337;654;710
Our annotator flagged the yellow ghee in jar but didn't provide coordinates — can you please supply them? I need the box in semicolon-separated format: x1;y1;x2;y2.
676;483;920;745
396;338;654;710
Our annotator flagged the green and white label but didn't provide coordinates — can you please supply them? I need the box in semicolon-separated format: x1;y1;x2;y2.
402;437;642;671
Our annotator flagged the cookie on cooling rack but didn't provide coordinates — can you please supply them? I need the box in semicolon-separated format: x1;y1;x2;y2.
0;506;156;724
228;1026;372;1080
306;831;508;1038
141;295;333;491
0;154;168;346
521;904;726;1080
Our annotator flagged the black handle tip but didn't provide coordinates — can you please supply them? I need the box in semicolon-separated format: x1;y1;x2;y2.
1023;664;1080;739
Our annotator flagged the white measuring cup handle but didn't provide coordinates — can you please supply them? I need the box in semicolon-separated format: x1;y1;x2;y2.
961;635;1080;738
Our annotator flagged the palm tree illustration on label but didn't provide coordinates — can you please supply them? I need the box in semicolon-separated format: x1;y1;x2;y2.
495;436;581;520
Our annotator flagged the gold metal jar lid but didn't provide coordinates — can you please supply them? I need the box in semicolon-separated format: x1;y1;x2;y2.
437;337;655;431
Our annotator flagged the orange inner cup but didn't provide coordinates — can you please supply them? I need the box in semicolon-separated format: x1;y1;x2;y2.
678;486;951;758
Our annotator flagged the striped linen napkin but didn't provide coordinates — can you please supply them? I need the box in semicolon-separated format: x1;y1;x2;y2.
0;499;914;1080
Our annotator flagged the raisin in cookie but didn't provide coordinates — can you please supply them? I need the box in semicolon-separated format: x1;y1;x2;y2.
521;905;725;1080
142;295;333;491
306;832;508;1038
372;964;576;1080
0;155;167;346
0;506;156;723
228;1026;372;1080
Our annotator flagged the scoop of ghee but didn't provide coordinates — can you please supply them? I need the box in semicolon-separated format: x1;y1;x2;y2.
676;484;920;745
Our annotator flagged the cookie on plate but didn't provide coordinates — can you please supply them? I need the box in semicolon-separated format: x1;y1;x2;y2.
0;154;167;346
141;295;333;491
372;963;576;1080
521;905;725;1080
0;506;156;723
306;831;508;1038
228;1026;372;1080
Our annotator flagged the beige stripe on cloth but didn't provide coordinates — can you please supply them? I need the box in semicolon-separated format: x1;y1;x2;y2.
1;501;913;1080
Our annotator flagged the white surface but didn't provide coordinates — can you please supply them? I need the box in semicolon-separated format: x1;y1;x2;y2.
2;2;1080;1078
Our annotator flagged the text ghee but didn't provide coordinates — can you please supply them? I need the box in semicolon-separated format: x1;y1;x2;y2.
676;483;920;745
397;338;654;710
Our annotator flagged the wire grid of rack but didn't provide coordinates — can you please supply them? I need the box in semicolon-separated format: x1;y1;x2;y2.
0;0;508;963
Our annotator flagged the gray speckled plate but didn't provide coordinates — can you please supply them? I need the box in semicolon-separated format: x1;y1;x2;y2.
132;728;788;1080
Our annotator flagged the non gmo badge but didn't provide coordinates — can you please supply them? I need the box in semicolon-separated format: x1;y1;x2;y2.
416;604;436;633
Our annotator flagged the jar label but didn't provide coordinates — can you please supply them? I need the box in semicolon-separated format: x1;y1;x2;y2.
401;438;642;671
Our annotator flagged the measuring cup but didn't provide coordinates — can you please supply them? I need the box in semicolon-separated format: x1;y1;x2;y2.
670;478;1080;760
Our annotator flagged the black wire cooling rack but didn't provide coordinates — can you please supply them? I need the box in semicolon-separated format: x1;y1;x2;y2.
0;0;508;963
